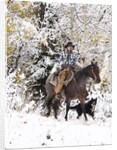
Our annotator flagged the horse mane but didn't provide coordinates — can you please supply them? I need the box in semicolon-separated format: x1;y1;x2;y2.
74;65;91;80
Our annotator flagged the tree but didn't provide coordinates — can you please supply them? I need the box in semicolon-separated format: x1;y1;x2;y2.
6;2;112;112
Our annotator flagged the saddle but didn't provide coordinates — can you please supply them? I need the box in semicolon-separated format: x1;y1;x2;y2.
49;68;74;87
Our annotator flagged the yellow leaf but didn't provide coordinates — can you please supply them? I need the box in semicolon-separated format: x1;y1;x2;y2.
10;2;21;12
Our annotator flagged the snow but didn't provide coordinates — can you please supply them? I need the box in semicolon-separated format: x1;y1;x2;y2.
5;69;112;149
6;76;112;149
50;62;59;74
5;1;112;149
5;111;111;149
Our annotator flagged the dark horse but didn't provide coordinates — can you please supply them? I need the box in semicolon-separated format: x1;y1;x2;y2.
44;61;101;121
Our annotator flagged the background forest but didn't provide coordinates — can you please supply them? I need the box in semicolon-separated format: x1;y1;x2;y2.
6;0;112;148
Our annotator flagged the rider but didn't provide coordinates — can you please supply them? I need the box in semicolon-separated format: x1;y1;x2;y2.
57;42;78;68
55;42;82;99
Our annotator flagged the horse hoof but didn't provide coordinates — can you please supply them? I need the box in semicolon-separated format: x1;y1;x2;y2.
55;116;58;119
65;117;68;121
46;113;50;117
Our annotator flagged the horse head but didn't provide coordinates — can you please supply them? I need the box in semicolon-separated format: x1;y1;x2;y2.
88;59;101;83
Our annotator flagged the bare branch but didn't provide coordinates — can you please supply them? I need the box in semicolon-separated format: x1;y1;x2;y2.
73;6;84;32
98;9;106;23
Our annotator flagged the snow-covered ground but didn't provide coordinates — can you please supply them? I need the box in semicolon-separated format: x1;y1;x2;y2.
5;67;112;149
5;2;112;149
5;109;112;149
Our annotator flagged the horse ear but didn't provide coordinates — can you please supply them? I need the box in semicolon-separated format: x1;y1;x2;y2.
91;59;97;65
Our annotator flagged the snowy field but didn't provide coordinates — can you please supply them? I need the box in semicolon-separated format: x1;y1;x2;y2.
5;109;112;149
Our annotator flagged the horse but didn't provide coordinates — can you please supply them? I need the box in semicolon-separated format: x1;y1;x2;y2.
44;61;101;121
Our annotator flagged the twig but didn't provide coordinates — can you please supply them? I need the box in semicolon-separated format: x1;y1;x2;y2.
98;9;106;23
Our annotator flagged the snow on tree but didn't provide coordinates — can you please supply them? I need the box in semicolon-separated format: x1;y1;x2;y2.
6;1;112;119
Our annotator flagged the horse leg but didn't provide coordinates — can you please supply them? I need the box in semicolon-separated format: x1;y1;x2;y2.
44;98;52;117
92;113;95;120
52;100;59;119
65;101;70;121
81;102;88;121
46;106;51;117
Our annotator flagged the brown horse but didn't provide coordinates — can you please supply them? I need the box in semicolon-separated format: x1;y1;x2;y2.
44;61;101;121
